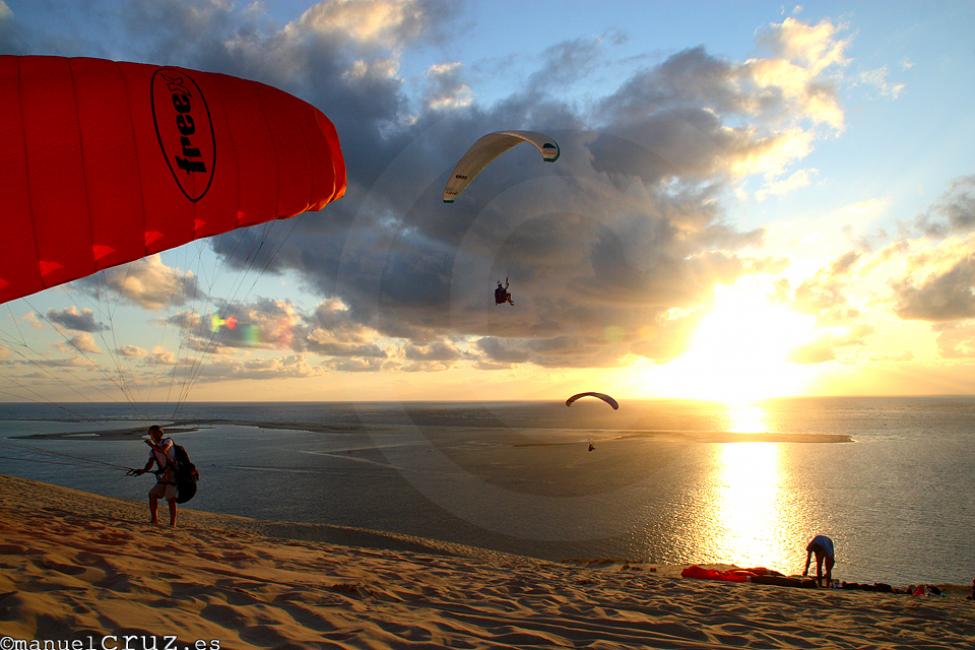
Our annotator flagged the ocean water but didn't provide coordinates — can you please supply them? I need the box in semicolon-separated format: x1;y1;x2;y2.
0;397;973;585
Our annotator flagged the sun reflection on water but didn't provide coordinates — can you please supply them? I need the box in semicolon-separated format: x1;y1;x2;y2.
706;402;792;571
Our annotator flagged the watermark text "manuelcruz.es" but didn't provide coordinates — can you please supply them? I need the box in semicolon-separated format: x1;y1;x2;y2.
0;636;220;650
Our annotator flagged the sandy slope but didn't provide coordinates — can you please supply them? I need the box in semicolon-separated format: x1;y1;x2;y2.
1;474;973;649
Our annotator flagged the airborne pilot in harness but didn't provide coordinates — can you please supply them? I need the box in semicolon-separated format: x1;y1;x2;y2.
495;277;514;306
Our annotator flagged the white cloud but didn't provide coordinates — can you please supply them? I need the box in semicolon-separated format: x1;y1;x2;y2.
23;356;98;369
117;345;147;358
342;57;399;81
425;61;474;110
241;354;322;378
89;255;201;310
428;61;460;76
23;312;44;329
762;17;849;75
147;346;177;366
291;0;427;46
756;167;818;201
742;58;845;129
322;357;386;372
0;1;11;20
63;333;101;354
934;323;975;358
189;354;327;380
858;66;905;99
728;128;815;178
762;197;892;280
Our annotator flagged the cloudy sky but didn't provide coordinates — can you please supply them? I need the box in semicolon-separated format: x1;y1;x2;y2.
1;0;974;403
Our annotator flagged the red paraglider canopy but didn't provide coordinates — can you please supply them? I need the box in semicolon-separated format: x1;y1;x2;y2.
0;56;346;303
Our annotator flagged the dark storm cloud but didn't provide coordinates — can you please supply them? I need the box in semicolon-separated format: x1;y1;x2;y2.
895;255;975;321
45;307;107;333
475;333;636;368
8;3;845;371
194;11;833;369
599;47;742;121
305;338;386;358
476;337;531;364
404;339;464;361
524;335;625;368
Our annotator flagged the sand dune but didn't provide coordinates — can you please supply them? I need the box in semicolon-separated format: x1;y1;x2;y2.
1;474;973;649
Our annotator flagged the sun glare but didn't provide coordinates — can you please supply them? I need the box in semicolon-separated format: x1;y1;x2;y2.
726;401;769;433
648;279;817;401
711;442;790;568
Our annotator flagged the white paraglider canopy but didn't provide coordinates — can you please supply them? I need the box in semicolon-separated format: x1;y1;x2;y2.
442;130;559;203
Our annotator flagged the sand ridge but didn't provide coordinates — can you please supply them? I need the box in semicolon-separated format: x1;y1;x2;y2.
1;475;973;649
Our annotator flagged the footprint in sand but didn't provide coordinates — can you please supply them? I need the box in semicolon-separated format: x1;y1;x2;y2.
221;551;252;564
155;572;181;581
276;601;339;632
93;573;137;593
239;624;294;647
194;551;223;563
326;583;372;598
40;560;87;576
76;550;109;566
200;603;250;628
148;597;181;608
221;586;261;607
0;544;30;555
95;531;132;546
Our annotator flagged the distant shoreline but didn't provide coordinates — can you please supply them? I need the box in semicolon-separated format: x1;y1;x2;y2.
12;419;366;441
15;419;853;444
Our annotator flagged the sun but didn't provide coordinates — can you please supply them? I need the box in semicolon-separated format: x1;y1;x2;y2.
646;277;818;401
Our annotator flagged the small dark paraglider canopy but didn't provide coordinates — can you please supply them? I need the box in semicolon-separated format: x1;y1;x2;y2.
565;392;619;410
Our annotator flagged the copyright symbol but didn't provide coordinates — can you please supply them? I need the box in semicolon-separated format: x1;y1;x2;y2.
1;635;16;650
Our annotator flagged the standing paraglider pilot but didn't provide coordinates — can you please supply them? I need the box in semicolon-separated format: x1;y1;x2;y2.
495;277;514;306
130;425;179;527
